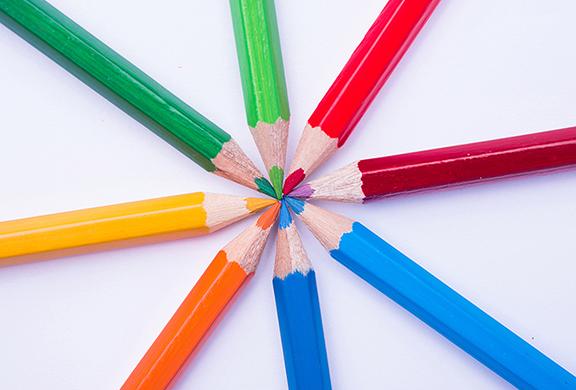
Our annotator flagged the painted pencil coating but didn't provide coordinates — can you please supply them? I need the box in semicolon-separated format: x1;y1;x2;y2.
308;0;440;144
273;271;331;390
288;200;576;389
0;0;273;194
291;126;576;202
273;201;331;389
0;193;275;265
229;0;290;127
284;0;439;194
123;252;248;390
230;0;290;198
122;203;279;390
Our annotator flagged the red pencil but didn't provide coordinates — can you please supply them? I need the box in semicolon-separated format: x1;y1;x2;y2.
290;126;576;202
283;0;440;194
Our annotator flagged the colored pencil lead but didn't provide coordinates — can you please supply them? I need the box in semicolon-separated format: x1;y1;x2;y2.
283;0;440;194
273;201;331;389
0;0;272;194
291;126;576;202
122;202;280;390
286;198;576;389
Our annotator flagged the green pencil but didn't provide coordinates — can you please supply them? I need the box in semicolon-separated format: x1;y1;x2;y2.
230;0;290;199
0;0;275;196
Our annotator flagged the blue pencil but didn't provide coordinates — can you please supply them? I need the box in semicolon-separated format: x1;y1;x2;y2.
286;197;576;389
273;200;331;389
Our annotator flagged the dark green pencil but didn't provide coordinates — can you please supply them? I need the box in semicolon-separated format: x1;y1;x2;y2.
1;0;275;196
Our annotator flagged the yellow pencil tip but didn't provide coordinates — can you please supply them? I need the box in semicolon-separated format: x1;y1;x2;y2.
245;197;278;212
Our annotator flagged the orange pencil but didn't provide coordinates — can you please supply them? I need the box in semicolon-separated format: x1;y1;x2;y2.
122;202;280;390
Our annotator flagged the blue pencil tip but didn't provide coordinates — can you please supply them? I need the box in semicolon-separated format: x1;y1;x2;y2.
278;200;293;229
285;197;305;215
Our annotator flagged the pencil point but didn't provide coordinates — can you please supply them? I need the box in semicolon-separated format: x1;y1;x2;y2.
256;202;281;229
245;197;277;212
289;183;313;199
269;166;284;199
284;197;305;215
278;200;293;229
255;177;277;198
283;168;305;195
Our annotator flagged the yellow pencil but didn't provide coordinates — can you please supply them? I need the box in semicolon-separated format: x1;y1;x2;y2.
0;192;275;265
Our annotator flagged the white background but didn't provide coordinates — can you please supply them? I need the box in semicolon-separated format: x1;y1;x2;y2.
1;0;575;388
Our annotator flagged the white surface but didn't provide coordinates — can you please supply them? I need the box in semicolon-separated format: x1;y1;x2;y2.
1;0;575;388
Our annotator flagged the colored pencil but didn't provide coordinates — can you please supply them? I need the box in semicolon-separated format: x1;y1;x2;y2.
122;202;279;390
273;201;331;389
291;126;576;202
0;193;275;265
286;197;576;388
230;0;290;198
0;0;275;196
283;0;440;194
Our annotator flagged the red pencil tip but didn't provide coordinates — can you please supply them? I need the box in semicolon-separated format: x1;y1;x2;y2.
283;169;305;195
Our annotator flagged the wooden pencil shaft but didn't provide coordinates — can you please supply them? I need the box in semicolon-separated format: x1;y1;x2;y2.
359;126;576;200
0;193;271;262
330;222;576;388
230;0;289;127
0;0;229;171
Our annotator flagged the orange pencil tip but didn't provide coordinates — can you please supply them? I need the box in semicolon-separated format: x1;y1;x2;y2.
256;202;280;229
245;197;277;212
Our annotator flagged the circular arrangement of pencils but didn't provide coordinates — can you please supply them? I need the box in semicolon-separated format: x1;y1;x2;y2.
1;0;575;388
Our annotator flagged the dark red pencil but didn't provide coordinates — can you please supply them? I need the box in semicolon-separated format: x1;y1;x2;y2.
283;0;440;194
290;126;576;202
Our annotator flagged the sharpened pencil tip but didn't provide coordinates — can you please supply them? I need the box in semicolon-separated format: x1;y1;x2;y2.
284;197;305;215
256;202;281;229
283;168;305;195
289;183;313;199
255;177;277;198
278;200;293;229
245;197;277;212
269;166;284;199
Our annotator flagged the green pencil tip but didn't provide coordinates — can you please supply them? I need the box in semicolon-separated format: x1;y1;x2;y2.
255;177;277;198
269;166;284;199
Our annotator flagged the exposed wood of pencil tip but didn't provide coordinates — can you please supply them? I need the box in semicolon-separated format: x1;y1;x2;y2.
274;219;312;279
291;162;364;202
285;124;338;183
213;139;267;190
224;202;280;273
293;201;353;251
251;118;289;173
205;194;274;230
